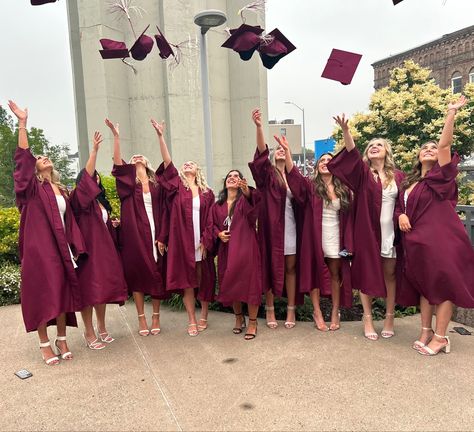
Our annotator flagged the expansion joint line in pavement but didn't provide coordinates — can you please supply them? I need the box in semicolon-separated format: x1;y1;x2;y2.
118;306;183;431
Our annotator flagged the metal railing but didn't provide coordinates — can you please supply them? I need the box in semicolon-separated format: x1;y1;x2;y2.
457;205;474;247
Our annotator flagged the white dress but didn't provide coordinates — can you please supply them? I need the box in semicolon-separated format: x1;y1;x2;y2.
100;207;108;224
55;195;78;269
192;195;202;262
380;180;398;258
284;188;297;256
322;198;341;259
143;192;158;262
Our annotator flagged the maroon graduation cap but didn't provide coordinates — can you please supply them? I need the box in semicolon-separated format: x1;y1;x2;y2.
321;48;362;85
258;28;296;69
31;0;57;4
99;39;130;59
393;0;404;4
221;24;264;61
130;25;154;61
154;26;175;59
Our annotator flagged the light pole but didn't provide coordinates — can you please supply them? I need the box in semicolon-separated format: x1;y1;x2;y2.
285;101;306;176
194;10;227;188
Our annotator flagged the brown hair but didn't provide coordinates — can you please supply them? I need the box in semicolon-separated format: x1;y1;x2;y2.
401;141;438;191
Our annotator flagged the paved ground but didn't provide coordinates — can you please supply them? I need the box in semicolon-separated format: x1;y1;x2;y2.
2;302;474;431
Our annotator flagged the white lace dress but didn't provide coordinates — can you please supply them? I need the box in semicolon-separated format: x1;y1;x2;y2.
322;199;341;259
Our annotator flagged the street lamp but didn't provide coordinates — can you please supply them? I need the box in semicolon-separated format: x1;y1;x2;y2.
284;101;306;176
194;10;227;188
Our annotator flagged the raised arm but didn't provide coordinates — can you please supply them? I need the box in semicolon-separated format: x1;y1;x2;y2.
85;131;103;176
333;114;355;152
252;108;266;154
105;118;122;165
438;95;467;167
151;119;171;168
273;134;294;173
8;100;29;149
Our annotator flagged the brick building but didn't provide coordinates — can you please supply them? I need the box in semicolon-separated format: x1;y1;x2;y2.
373;25;474;91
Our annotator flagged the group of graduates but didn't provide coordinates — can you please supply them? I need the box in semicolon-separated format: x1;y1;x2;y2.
7;95;474;367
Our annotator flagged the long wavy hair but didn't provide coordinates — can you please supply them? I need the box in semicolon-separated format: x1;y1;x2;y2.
178;161;210;192
128;154;158;186
362;138;396;189
401;141;438;191
35;157;68;193
311;153;351;210
217;170;244;219
269;145;287;187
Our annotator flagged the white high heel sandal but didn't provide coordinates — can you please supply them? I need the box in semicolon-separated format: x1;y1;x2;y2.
418;334;451;356
381;312;395;338
137;313;150;336
39;341;59;366
362;314;379;341
412;327;433;351
83;334;106;350
54;336;73;360
150;312;161;335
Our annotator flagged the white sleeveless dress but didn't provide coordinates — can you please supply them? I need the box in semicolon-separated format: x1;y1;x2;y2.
322;198;341;259
55;194;78;269
143;192;158;262
380;180;398;258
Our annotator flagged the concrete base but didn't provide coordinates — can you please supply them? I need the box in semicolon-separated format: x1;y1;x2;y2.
453;307;474;327
2;302;474;431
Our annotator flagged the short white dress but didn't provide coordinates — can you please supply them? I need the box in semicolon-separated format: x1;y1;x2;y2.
322;198;341;259
284;188;297;256
192;195;202;262
143;192;158;262
55;194;78;269
380;180;398;258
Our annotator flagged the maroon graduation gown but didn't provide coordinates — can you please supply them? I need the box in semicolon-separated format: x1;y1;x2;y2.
248;147;297;297
203;193;263;306
286;166;353;307
157;162;216;301
395;154;474;307
328;148;404;297
70;170;128;307
14;147;86;332
112;163;167;298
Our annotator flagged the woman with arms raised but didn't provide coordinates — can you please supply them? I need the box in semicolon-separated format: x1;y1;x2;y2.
70;131;128;349
203;170;262;340
328;115;404;341
9;100;86;365
152;119;216;337
109;119;167;337
396;96;474;355
248;108;299;330
276;135;353;331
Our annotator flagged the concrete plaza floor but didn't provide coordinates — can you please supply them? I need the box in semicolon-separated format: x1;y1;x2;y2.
1;302;474;431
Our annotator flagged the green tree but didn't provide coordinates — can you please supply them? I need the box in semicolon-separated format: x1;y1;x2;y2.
0;105;74;206
333;60;474;171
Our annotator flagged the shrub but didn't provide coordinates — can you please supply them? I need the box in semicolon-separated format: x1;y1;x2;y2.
100;174;121;218
0;262;21;306
0;207;20;264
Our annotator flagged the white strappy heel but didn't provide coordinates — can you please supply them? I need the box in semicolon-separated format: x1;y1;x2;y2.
362;314;379;341
150;312;161;335
381;312;395;338
39;340;59;366
412;327;433;351
54;336;73;360
137;314;150;336
418;333;451;356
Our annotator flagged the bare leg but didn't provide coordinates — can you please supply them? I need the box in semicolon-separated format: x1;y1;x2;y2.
94;304;107;334
326;258;342;330
284;255;297;328
245;304;259;340
81;306;97;343
183;288;198;336
195;262;208;332
360;292;377;340
413;296;434;349
55;313;73;359
423;300;453;353
310;288;328;331
232;302;245;333
381;257;396;336
150;299;161;335
38;324;58;364
265;290;277;329
133;291;149;336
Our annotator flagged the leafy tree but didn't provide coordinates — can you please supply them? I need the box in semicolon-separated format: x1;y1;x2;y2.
0;105;74;206
333;60;474;171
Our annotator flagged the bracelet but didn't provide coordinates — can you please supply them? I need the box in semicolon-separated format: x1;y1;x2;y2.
18;126;27;130
447;108;457;113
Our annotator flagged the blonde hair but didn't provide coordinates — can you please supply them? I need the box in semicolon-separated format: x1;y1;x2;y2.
269;145;286;187
128;154;157;186
362;138;396;188
35;159;68;193
178;161;210;192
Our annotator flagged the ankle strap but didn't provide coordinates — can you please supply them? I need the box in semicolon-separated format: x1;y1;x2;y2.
385;313;394;316
422;327;433;331
434;333;449;340
56;336;67;341
234;312;243;316
153;312;160;316
39;341;51;348
265;306;274;311
138;314;145;317
287;305;295;310
248;318;257;322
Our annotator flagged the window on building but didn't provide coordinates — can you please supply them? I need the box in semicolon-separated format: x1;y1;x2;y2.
451;72;462;94
280;127;287;136
469;68;474;84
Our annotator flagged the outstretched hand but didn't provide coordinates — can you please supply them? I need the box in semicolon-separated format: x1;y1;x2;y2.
92;131;103;152
105;118;119;137
238;178;250;197
151;119;165;137
8;100;28;123
333;114;349;131
273;134;291;155
448;95;467;112
252;108;262;127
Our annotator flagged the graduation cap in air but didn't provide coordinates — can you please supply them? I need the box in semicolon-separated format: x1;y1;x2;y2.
221;23;264;61
31;0;57;4
258;28;296;70
154;26;175;59
130;25;154;61
99;39;130;59
321;48;362;85
392;0;404;4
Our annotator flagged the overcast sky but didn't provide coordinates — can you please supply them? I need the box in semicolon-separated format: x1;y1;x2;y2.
1;0;474;152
